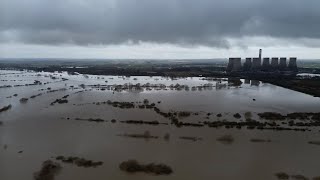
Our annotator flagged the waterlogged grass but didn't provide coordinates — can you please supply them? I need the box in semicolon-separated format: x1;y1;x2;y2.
217;135;234;145
119;159;173;175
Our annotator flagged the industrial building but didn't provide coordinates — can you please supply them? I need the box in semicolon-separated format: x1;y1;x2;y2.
227;49;298;72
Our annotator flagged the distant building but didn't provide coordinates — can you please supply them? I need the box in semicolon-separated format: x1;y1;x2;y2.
288;57;298;71
226;49;298;72
251;58;261;70
259;49;262;60
271;58;279;69
279;58;287;70
226;58;235;72
243;58;252;71
232;58;242;72
262;57;270;71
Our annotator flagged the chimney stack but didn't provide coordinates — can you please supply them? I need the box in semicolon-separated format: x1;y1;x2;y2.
259;49;262;60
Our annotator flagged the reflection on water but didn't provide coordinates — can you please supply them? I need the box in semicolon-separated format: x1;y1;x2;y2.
1;70;320;180
250;80;260;86
297;73;320;77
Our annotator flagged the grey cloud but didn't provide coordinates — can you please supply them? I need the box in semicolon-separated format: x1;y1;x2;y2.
1;0;320;47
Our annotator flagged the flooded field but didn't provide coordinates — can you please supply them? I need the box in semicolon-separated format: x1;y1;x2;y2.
1;70;320;180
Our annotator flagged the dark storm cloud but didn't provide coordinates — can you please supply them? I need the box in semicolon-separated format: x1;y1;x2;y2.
1;0;320;47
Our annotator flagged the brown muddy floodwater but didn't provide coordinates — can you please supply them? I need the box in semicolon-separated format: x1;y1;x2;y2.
1;70;320;180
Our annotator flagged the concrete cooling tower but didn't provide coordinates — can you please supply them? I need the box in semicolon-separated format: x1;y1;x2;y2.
288;57;298;71
279;57;287;70
227;58;234;72
232;58;242;72
262;58;270;70
243;58;252;71
227;58;242;72
251;58;261;70
271;58;279;68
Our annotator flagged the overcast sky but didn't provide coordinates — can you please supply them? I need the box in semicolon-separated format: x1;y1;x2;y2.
1;0;320;59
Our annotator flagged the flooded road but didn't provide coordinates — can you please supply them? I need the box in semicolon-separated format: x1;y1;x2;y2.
1;70;320;180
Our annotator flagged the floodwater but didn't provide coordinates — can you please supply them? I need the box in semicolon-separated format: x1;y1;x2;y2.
1;70;320;180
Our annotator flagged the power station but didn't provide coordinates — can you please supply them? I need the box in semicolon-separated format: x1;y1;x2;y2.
227;49;298;72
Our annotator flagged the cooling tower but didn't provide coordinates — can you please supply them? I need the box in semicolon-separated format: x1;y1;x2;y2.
227;58;234;72
243;58;252;71
232;58;242;71
288;57;298;71
251;58;261;70
245;58;252;65
262;58;270;70
279;57;287;70
271;57;279;69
